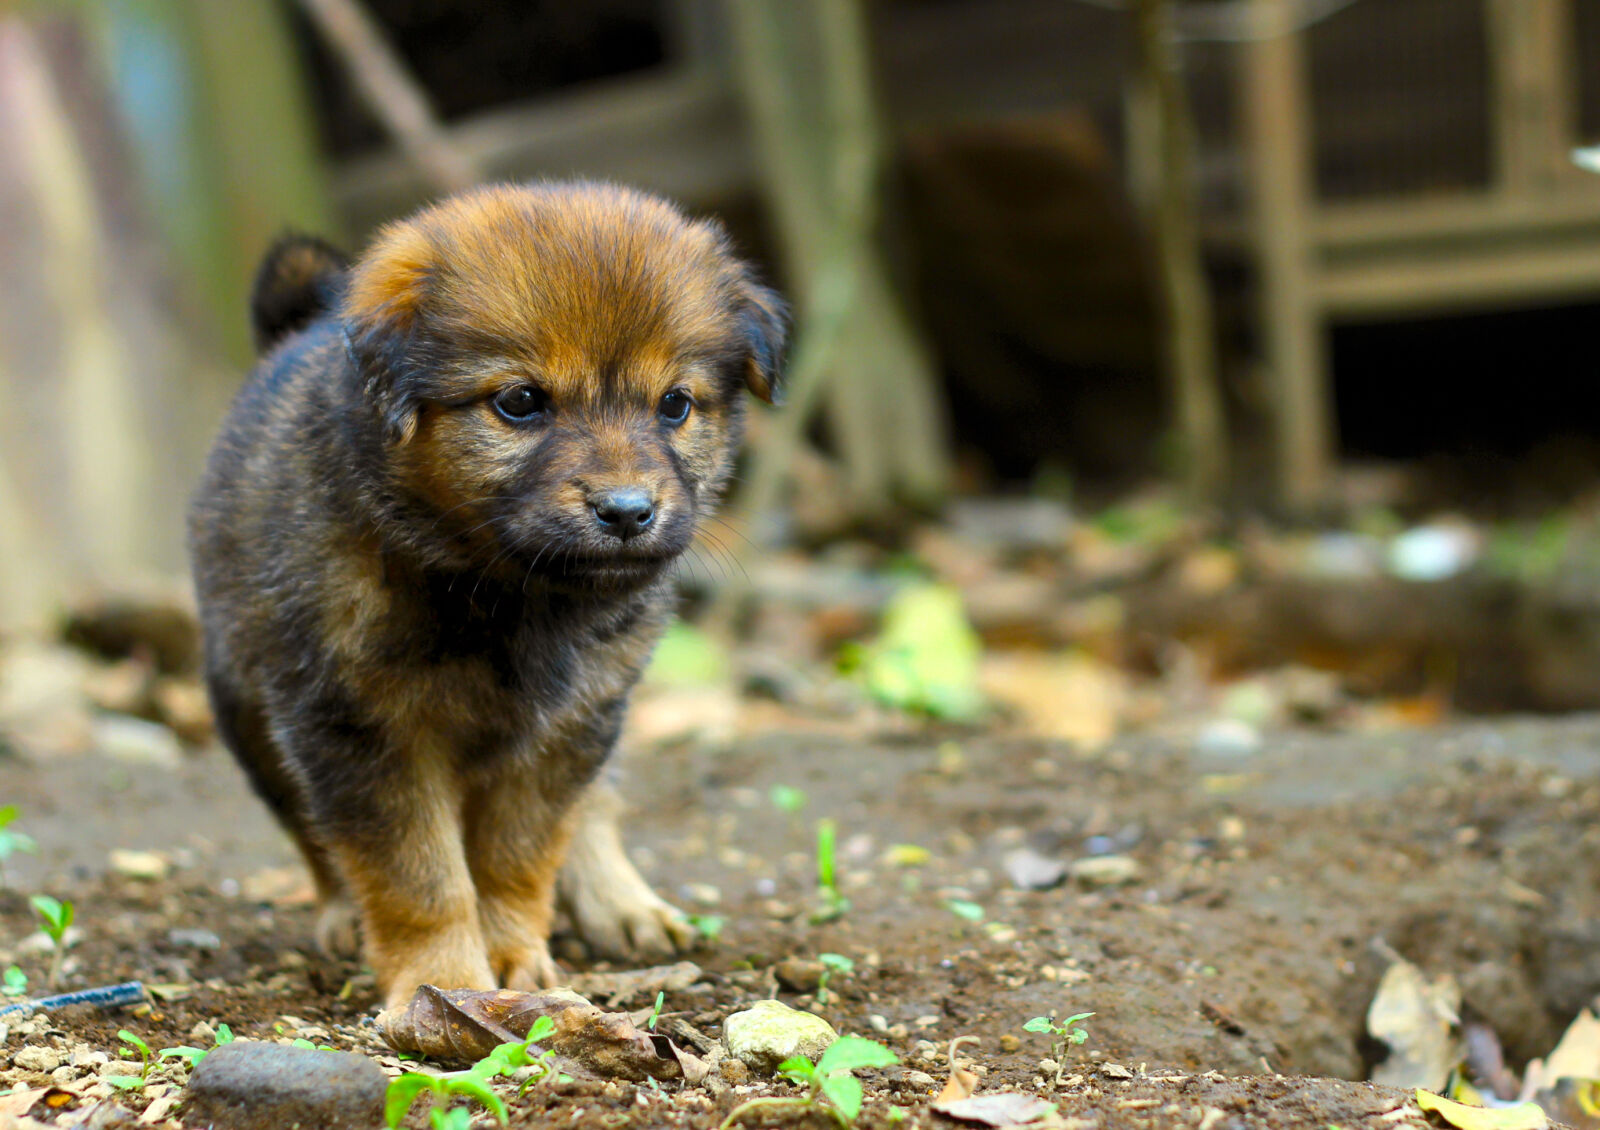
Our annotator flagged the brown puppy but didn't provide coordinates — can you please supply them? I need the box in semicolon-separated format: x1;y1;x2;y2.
189;182;785;1007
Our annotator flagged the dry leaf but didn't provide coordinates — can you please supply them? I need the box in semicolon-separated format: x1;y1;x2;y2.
1540;1009;1600;1086
937;1066;979;1104
0;1088;43;1119
1368;957;1461;1090
1415;1089;1547;1130
933;1092;1060;1126
378;984;707;1083
568;962;701;1009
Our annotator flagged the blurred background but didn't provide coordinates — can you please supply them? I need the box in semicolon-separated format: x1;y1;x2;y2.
4;0;1600;761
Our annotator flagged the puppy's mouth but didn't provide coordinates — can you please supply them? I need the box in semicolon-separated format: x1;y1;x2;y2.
522;545;680;592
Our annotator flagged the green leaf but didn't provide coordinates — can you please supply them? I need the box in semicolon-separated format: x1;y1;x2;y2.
526;1015;555;1043
851;583;984;720
816;1035;898;1076
29;895;66;937
945;899;984;923
431;1109;474;1130
777;1055;817;1084
821;1073;864;1123
770;785;808;814
104;1076;143;1092
819;953;854;974
1061;1012;1095;1025
2;966;27;997
216;1024;234;1045
385;1074;440;1129
686;913;725;940
118;1030;151;1057
158;1046;206;1066
644;621;730;688
444;1074;507;1124
1022;1017;1054;1033
0;805;16;827
816;819;838;892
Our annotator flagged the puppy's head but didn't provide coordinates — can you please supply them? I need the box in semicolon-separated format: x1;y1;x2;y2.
341;182;786;591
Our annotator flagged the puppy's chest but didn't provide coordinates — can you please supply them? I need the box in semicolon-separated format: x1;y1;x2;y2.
351;583;658;763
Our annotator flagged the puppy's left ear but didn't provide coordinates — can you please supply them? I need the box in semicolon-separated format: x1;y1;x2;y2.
736;269;789;405
341;223;434;443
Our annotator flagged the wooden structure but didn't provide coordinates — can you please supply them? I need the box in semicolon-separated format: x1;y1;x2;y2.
1239;0;1600;508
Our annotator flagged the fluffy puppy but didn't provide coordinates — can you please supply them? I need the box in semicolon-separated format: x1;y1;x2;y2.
189;182;785;1007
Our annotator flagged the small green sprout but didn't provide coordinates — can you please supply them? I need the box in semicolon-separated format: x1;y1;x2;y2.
1023;1011;1094;1082
647;991;665;1030
291;1038;337;1052
160;1022;234;1067
686;913;725;942
816;952;854;1005
0;806;37;886
384;1069;505;1129
105;1029;155;1091
945;899;984;923
1;966;26;998
721;1035;899;1128
810;819;850;924
466;1015;565;1097
29;895;73;988
430;1109;473;1130
770;785;808;814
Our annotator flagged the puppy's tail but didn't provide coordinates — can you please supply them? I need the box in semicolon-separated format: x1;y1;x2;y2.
250;234;349;354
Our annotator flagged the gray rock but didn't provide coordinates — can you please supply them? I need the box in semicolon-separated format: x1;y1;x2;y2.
1003;847;1068;890
167;927;222;950
722;1000;838;1074
183;1041;387;1130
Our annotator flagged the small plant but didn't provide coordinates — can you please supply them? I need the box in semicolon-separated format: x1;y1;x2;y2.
291;1038;337;1052
467;1014;565;1098
816;952;854;1005
104;1030;155;1091
1023;1011;1094;1082
29;895;73;989
1;965;26;998
160;1022;234;1068
686;913;725;942
720;1035;898;1129
647;991;665;1031
770;785;808;814
945;899;984;923
0;806;37;886
810;819;850;924
429;1109;473;1130
384;1069;505;1129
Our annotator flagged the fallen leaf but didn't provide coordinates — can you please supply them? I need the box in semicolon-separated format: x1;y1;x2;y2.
1368;956;1461;1090
567;962;701;1009
0;1088;43;1118
933;1092;1060;1125
378;984;707;1083
937;1065;979;1104
1415;1089;1547;1130
1540;1009;1600;1086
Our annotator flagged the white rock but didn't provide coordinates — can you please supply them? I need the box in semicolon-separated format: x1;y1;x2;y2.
722;1000;838;1074
1194;718;1262;758
92;715;182;768
1067;854;1142;887
13;1045;62;1072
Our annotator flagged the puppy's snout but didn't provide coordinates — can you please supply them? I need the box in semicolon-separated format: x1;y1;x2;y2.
590;487;656;540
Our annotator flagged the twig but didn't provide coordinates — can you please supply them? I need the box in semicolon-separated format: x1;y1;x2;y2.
295;0;477;193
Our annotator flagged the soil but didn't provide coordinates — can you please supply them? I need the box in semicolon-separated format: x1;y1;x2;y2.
0;706;1597;1128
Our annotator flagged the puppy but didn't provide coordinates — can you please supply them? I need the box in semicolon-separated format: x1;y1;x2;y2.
188;182;785;1007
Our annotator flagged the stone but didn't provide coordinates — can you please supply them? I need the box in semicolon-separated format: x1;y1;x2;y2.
773;959;825;993
722;1000;839;1075
1067;854;1142;887
92;715;182;768
13;1044;63;1072
183;1041;387;1130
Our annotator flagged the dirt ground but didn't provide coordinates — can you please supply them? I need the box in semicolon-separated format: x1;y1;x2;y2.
0;702;1597;1128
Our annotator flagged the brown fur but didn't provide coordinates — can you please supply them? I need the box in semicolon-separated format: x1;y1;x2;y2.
189;182;784;1007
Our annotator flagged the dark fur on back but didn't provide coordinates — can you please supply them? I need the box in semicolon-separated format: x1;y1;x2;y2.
190;182;785;1006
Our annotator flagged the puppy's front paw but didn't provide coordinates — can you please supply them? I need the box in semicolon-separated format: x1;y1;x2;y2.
562;868;693;961
315;897;360;958
500;942;563;992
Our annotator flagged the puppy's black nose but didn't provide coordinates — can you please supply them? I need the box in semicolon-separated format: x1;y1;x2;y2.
591;488;655;539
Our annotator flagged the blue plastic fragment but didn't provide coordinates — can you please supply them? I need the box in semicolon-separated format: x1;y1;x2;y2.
0;981;147;1019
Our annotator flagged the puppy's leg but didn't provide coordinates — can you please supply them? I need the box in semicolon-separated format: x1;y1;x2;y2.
307;748;494;1009
464;775;575;991
557;776;692;961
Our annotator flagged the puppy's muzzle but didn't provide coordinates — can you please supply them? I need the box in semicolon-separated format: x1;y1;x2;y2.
590;487;655;540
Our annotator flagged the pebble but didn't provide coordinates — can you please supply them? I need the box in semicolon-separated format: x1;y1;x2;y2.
13;1045;63;1072
1003;848;1068;891
168;928;223;950
1068;854;1142;887
1000;1035;1020;1052
905;1070;937;1089
773;959;825;993
1195;718;1262;758
722;1000;839;1074
92;715;183;768
184;1041;387;1130
108;849;172;881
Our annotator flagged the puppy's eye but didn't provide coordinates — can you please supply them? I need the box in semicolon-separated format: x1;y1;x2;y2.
493;385;548;422
658;389;693;426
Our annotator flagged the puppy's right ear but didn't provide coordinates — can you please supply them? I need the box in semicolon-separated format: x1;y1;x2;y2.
341;224;434;444
736;269;789;405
